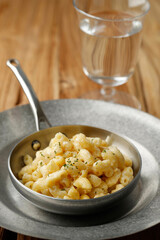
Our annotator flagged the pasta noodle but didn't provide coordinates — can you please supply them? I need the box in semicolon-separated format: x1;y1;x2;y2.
18;132;134;199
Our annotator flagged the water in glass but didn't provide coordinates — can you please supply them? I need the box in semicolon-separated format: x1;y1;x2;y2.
80;11;143;87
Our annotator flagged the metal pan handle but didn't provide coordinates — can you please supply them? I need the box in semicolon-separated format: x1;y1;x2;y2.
7;59;52;131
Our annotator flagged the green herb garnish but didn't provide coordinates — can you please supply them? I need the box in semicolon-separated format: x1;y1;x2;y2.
40;152;45;157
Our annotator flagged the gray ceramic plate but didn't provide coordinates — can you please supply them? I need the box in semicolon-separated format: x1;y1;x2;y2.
0;99;160;240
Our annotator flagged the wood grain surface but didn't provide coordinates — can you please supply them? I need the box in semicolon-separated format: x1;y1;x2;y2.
0;0;159;240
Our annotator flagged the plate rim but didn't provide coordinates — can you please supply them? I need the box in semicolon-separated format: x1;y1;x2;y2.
0;99;160;240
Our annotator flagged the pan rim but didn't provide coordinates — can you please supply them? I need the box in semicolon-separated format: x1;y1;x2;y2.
8;124;142;207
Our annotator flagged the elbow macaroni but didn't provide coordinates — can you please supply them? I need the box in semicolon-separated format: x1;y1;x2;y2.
18;132;134;199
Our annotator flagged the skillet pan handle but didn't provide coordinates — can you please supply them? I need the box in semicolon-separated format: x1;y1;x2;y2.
7;59;52;131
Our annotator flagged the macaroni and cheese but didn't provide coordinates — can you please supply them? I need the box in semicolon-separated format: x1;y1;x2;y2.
18;132;134;199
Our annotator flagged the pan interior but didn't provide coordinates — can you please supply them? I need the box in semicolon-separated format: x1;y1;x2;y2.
9;125;141;179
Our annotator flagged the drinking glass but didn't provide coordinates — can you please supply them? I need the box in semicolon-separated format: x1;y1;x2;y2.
73;0;150;108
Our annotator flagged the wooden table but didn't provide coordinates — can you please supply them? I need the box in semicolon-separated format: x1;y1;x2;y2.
0;0;159;239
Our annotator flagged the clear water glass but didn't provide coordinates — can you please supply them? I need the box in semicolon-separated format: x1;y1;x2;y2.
73;0;150;108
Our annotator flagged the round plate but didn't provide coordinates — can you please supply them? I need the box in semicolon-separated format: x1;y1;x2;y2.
0;99;160;240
